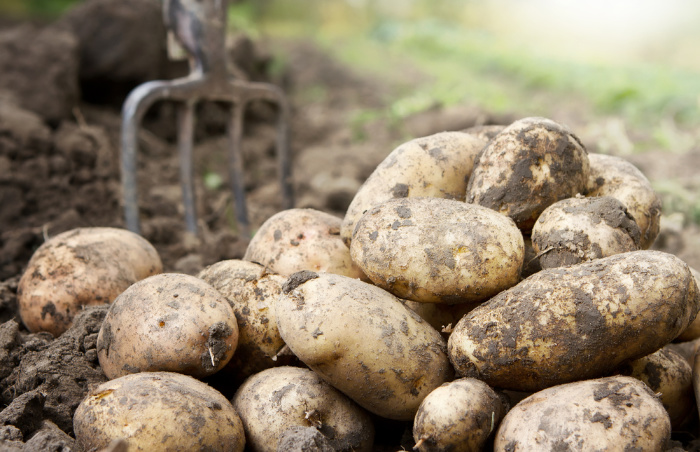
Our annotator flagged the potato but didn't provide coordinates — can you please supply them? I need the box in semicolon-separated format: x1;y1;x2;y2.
73;371;245;451
675;267;700;342
448;250;700;392
466;117;590;232
531;196;641;269
341;131;486;245
351;197;524;304
494;376;671;451
244;208;365;279
616;347;694;428
97;273;238;379
587;153;662;249
461;124;506;142
275;271;453;420
232;366;374;452
197;260;289;382
413;378;509;452
18;227;162;336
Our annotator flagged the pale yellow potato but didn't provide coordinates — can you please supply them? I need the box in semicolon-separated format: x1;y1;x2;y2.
97;273;238;379
232;366;374;452
244;208;365;279
494;376;671;451
197;260;289;382
466;117;590;232
675;267;700;342
341;131;486;245
413;378;509;452
448;250;700;392
351;197;524;304
275;271;453;421
531;196;641;269
18;227;162;336
73;371;245;452
587;153;662;249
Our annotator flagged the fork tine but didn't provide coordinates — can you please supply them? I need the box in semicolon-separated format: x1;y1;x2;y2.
178;101;198;235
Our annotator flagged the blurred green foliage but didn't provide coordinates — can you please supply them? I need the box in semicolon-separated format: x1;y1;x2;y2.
0;0;79;18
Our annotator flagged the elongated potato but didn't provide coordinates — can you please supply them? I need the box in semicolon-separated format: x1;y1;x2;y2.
448;250;700;392
341;131;486;245
494;376;671;451
466;117;590;232
18;227;162;336
275;271;453;421
587;153;662;249
351;197;524;304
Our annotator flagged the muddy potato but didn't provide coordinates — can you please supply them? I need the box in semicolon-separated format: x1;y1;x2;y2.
197;260;289;382
675;267;700;342
587;153;662;249
73;371;245;451
341;131;486;245
232;366;374;452
531;196;641;269
97;273;238;379
413;378;509;452
18;227;162;336
466;117;590;232
244;208;365;279
351;197;524;304
448;250;700;392
275;271;453;421
494;376;671;451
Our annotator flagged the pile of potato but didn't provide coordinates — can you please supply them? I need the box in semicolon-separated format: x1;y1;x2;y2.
16;117;700;451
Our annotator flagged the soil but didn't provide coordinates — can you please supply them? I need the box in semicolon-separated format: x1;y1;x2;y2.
1;0;700;450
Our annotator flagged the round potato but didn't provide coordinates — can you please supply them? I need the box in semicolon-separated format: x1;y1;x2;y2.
232;366;374;452
97;273;238;379
18;227;162;336
73;371;245;451
244;208;365;279
587;153;662;249
413;378;509;452
341;131;486;245
531;196;641;269
197;260;290;382
466;117;590;232
494;376;671;451
448;250;700;392
351;197;524;304
275;271;453;421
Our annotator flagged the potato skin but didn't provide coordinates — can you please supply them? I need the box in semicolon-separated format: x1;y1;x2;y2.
673;267;700;342
18;227;162;336
232;366;374;452
275;271;453;421
587;153;662;249
466;117;590;232
244;208;365;279
351;197;524;304
448;250;700;392
494;376;671;451
97;273;238;379
341;131;486;245
73;371;245;452
413;378;509;452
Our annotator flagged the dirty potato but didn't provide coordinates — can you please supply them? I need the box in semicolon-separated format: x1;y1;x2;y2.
673;267;700;342
466;117;590;232
341;131;486;245
494;376;671;451
587;153;662;249
531;196;641;269
448;250;700;392
97;273;238;379
351;197;524;304
73;371;245;451
244;208;365;279
413;378;509;452
275;271;453;421
232;366;374;452
18;227;162;336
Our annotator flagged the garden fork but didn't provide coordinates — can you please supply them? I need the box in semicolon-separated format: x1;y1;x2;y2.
121;0;293;237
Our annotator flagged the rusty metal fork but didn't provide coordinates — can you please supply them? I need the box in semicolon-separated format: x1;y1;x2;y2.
121;0;293;238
